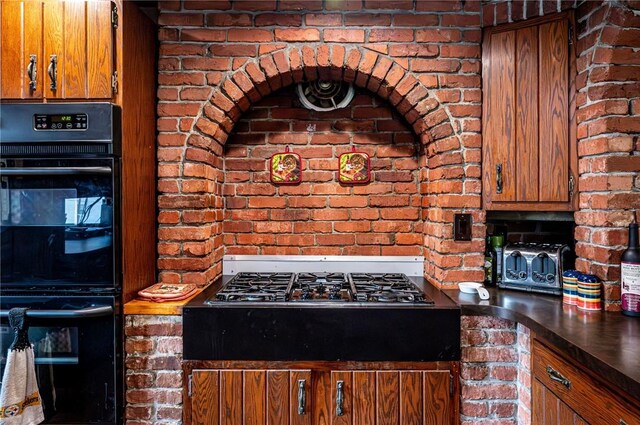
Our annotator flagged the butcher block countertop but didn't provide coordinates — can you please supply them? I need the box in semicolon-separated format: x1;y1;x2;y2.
443;286;640;402
123;286;206;315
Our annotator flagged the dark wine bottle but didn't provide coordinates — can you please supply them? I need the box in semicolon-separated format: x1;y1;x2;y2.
621;217;640;317
484;236;497;286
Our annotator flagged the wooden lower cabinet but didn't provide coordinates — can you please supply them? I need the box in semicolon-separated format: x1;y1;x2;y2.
532;378;587;425
185;362;458;425
532;339;640;425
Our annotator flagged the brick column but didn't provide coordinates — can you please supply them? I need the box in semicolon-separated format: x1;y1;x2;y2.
460;316;532;424
125;316;184;425
574;0;640;310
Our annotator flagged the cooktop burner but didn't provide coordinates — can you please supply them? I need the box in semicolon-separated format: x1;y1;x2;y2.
214;272;294;302
349;273;428;303
290;272;353;302
208;272;434;305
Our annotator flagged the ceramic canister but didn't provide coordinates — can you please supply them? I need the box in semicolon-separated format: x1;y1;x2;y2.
562;269;580;305
577;274;601;311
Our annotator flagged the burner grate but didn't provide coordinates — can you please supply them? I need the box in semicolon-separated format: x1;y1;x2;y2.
212;272;294;302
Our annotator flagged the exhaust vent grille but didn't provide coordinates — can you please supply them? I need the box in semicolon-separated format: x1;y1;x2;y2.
297;81;355;112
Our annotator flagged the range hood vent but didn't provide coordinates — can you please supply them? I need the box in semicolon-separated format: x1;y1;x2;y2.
296;80;355;112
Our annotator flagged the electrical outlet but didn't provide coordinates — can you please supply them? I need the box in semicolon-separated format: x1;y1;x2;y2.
454;214;472;241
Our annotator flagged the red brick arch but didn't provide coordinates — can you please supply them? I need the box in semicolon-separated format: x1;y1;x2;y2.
191;45;456;151
158;44;482;288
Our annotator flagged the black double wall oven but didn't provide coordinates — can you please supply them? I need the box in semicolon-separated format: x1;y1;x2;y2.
0;103;122;424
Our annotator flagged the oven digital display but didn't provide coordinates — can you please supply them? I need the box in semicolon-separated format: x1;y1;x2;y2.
34;113;88;131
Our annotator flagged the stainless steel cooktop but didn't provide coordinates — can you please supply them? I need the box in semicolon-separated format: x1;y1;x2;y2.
206;272;433;304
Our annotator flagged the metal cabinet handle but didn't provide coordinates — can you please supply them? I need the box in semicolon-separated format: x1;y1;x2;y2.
336;380;344;416
496;164;503;194
27;54;37;91
297;379;306;415
546;366;571;389
48;54;57;91
620;420;628;425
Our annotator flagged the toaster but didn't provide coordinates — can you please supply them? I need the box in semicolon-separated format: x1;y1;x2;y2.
498;243;573;295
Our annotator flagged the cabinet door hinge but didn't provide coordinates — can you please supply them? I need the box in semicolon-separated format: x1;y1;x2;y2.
569;175;575;201
111;3;119;28
449;373;454;396
111;71;118;94
568;22;573;46
188;374;193;397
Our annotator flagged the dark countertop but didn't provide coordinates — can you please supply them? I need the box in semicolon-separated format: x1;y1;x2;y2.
443;286;640;399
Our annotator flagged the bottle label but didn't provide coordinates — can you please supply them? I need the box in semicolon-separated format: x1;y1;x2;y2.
621;262;640;313
484;256;493;283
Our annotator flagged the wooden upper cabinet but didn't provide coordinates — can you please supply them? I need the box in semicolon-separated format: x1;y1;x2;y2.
0;0;115;100
1;1;43;99
482;12;577;211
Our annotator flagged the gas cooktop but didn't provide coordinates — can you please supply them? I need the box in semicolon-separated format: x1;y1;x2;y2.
206;272;434;305
184;272;460;362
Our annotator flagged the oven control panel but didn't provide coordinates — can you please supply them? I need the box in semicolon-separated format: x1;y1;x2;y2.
33;113;88;131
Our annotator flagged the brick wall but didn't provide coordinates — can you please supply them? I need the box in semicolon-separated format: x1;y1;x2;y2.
460;316;532;425
572;0;640;311
125;316;183;425
482;0;579;27
223;86;423;255
156;0;485;287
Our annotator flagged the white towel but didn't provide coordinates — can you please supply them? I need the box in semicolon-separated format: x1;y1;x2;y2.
0;309;44;425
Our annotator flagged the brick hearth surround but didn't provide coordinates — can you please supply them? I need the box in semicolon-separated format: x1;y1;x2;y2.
125;0;640;424
156;0;487;289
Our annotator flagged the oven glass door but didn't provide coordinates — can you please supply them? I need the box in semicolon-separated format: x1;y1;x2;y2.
0;296;118;424
0;158;115;289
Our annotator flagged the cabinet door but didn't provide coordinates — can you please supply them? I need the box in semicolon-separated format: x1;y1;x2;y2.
533;340;640;425
532;379;588;425
482;13;576;211
41;0;114;99
43;0;63;98
190;369;312;425
1;1;43;99
328;370;452;425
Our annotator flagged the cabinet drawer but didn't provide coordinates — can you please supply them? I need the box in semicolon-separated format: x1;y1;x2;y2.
533;340;640;425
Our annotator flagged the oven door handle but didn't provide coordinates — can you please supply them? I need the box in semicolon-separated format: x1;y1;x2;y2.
0;167;112;176
0;305;113;319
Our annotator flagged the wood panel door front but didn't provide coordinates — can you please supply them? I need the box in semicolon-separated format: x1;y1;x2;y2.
482;12;577;211
532;379;588;425
0;1;44;99
190;369;312;425
42;0;114;99
0;0;114;100
326;370;452;425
